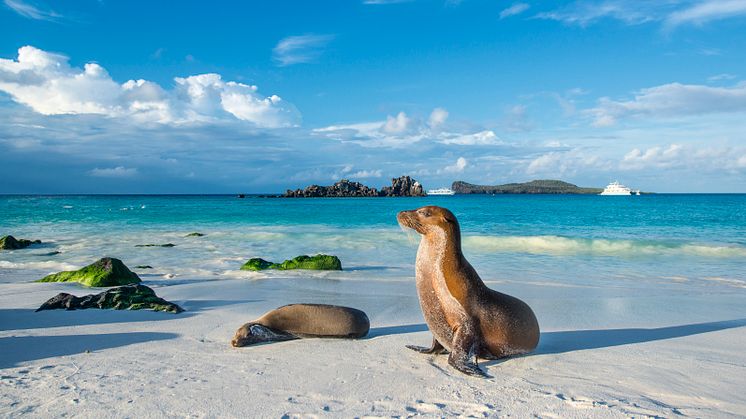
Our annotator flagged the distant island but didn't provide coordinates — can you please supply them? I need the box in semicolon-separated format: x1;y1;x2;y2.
283;176;426;198
452;180;603;194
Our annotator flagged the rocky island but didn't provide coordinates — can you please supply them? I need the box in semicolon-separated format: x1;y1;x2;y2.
452;179;603;194
284;176;426;198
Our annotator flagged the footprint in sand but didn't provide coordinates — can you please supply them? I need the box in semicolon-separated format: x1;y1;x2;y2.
556;393;611;409
406;400;495;417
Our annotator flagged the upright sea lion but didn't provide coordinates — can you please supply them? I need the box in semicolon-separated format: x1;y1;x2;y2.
397;206;539;376
231;303;370;347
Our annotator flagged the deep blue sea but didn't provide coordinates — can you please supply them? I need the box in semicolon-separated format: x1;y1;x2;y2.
2;194;745;305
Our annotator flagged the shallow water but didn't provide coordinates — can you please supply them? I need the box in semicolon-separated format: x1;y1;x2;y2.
1;194;745;298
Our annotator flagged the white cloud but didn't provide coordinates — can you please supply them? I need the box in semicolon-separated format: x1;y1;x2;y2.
0;46;299;128
272;34;334;66
349;169;383;178
442;157;468;173
383;111;411;133
428;107;448;128
526;149;602;176
620;143;746;173
536;1;661;27
587;82;746;126
4;0;61;21
89;166;138;178
504;104;532;132
666;0;746;28
440;130;501;145
314;109;501;148
500;3;530;19
708;73;737;82
538;0;746;29
621;144;683;169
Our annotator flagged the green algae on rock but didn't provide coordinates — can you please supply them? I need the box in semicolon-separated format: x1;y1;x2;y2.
241;258;275;271
241;254;342;271
185;232;205;237
36;284;183;313
37;257;141;287
1;235;41;250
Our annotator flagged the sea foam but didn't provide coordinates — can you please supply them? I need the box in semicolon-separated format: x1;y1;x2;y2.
463;235;746;258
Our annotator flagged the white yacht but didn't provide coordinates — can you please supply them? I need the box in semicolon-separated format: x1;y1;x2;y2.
427;187;456;196
599;181;634;196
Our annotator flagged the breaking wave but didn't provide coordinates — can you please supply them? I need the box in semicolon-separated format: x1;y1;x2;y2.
463;235;746;258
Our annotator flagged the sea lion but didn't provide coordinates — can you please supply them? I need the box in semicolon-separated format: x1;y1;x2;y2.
231;303;370;347
397;206;539;377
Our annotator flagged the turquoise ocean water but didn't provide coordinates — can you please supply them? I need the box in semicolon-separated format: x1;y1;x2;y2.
2;194;746;327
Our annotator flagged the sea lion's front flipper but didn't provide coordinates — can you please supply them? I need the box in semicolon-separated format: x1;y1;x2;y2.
448;323;488;377
250;324;297;343
406;337;448;354
232;323;298;347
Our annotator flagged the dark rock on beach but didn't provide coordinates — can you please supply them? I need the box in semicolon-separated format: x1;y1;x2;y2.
241;254;343;271
36;257;141;287
0;235;41;250
283;176;425;198
135;265;153;269
37;251;62;256
135;243;176;247
36;284;183;313
185;232;205;237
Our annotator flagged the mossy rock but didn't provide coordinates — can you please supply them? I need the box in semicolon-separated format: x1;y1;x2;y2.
241;258;275;271
185;232;205;237
36;284;183;313
135;243;176;247
1;235;41;250
277;254;342;270
37;257;141;287
241;254;342;271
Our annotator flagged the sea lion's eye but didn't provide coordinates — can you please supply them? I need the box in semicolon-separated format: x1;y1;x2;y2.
418;209;431;217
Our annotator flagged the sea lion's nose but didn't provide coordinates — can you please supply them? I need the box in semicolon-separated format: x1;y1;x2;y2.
397;209;413;218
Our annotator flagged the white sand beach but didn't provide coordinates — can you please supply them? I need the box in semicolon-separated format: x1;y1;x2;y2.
2;265;745;418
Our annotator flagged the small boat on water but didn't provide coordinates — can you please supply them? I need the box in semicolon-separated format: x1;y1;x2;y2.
427;187;456;196
599;181;638;196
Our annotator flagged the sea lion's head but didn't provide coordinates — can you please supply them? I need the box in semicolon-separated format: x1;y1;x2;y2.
231;323;291;347
397;206;460;238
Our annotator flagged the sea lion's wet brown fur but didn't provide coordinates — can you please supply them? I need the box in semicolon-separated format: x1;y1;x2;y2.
231;304;370;347
398;206;539;376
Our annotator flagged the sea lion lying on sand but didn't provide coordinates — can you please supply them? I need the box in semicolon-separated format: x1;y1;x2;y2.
231;303;370;347
398;205;540;377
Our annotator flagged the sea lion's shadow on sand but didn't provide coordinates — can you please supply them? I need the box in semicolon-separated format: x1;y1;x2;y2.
369;318;746;359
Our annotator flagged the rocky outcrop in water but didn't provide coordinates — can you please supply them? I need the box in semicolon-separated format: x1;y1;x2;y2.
284;176;425;198
36;284;183;313
380;176;425;197
0;235;41;250
452;180;603;194
241;254;343;271
36;257;141;287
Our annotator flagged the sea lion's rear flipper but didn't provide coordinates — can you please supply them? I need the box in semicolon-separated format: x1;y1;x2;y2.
448;323;488;377
406;337;448;354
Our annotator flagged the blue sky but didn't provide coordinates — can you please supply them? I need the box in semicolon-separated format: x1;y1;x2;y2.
1;0;745;193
